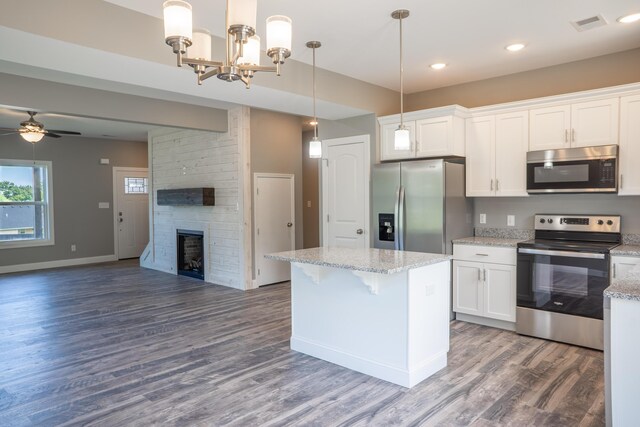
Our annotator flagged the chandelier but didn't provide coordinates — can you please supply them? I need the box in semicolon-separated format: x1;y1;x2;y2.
163;0;293;88
392;9;410;150
307;41;322;159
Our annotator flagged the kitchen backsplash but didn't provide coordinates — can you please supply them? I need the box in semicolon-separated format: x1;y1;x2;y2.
474;227;534;240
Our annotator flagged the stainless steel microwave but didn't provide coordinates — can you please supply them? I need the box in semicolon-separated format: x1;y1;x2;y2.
526;145;618;194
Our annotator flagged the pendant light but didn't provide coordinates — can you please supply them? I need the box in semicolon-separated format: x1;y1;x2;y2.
392;9;410;151
307;41;322;159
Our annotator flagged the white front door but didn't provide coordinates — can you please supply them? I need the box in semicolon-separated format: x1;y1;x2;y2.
254;173;295;286
322;135;370;249
114;168;149;259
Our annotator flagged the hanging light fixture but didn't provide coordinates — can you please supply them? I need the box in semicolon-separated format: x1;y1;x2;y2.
162;0;292;88
392;9;410;151
307;41;322;159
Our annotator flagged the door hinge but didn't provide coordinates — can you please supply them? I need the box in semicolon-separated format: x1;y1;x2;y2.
258;268;261;275
257;228;260;235
256;188;259;195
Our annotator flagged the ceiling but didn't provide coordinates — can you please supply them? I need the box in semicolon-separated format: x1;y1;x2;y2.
105;0;640;93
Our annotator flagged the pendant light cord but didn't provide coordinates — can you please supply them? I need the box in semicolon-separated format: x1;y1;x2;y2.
399;14;404;128
313;46;318;139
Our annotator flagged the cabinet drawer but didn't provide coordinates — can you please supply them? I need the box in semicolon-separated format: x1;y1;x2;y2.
453;244;516;265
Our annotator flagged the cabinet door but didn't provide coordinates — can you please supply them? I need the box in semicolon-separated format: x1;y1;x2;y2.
612;256;640;280
483;264;516;322
453;260;483;316
465;116;495;197
380;121;416;161
415;116;461;158
495;111;528;197
529;105;571;151
571;98;619;148
618;95;640;196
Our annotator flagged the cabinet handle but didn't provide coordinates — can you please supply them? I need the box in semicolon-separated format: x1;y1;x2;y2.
483;269;487;282
490;179;494;191
477;268;481;281
496;180;500;191
475;253;489;256
565;129;569;143
613;264;616;279
620;174;623;190
572;128;575;142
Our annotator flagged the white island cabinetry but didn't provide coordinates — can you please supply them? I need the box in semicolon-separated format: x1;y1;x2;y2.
266;247;452;388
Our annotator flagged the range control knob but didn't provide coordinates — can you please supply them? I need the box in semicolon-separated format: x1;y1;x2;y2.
548;218;554;224
598;220;604;225
607;220;614;226
540;218;546;224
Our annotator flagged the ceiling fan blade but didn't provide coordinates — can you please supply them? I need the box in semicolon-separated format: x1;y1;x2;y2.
44;132;62;138
0;127;19;132
0;131;19;136
47;130;81;135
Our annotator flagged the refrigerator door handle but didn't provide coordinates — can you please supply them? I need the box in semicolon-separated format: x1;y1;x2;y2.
394;186;401;250
398;186;406;251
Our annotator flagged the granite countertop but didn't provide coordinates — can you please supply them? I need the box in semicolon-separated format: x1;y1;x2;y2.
610;245;640;257
605;265;640;301
265;247;451;275
452;236;525;248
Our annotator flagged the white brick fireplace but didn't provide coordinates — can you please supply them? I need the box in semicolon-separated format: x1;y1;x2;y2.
141;107;252;290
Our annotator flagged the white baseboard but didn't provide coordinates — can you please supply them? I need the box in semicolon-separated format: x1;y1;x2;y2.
0;255;117;275
291;336;447;388
456;313;516;331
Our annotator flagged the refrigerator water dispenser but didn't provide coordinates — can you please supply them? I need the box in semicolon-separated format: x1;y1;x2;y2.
378;213;395;242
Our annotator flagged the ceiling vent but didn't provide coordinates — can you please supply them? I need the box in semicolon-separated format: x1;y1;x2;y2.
571;14;608;32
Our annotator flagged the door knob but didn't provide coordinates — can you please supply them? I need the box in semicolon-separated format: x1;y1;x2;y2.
356;229;364;235
287;222;293;227
119;218;123;223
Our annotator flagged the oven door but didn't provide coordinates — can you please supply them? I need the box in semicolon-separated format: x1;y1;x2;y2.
526;158;617;193
517;248;609;319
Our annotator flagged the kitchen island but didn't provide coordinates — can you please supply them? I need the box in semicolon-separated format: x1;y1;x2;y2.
265;247;451;388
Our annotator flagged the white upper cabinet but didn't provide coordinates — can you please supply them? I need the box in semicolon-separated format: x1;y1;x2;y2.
378;106;468;161
466;111;528;197
619;94;640;196
529;97;619;151
380;121;416;161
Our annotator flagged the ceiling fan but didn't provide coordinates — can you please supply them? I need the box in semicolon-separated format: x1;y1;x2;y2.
0;111;81;143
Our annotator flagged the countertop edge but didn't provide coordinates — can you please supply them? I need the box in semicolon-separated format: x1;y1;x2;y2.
452;237;523;248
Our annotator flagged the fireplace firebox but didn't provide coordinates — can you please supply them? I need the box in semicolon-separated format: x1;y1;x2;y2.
177;229;204;280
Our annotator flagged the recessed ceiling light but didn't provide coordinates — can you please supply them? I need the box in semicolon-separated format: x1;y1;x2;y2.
430;63;447;70
505;43;526;52
618;13;640;23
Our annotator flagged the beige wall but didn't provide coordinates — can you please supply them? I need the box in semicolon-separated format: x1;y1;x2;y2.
0;134;147;267
406;48;640;111
302;130;320;248
250;109;304;274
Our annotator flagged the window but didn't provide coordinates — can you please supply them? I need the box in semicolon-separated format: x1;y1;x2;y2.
125;177;148;194
0;159;54;248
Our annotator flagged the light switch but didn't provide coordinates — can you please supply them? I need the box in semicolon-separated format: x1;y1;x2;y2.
307;201;312;208
100;158;110;165
99;202;110;209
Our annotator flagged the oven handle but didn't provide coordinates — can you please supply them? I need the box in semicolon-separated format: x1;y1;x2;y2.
518;248;605;259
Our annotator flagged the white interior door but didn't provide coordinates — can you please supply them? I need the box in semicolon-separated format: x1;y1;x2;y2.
114;168;149;259
254;173;295;286
322;135;370;249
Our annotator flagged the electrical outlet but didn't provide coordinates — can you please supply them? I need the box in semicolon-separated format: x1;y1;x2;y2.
479;214;487;224
71;244;76;252
507;215;515;227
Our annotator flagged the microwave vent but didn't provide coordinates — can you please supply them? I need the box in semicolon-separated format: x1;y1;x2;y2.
571;14;607;32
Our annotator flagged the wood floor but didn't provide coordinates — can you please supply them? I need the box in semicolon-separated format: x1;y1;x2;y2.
0;260;605;426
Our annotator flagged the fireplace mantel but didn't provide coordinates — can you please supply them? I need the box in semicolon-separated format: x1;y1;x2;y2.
157;188;215;206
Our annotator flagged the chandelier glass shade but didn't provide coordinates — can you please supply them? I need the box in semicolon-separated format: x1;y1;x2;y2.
392;9;410;151
307;41;322;159
20;130;45;143
162;0;292;87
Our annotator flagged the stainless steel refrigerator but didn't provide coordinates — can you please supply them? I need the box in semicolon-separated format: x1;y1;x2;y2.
373;159;472;255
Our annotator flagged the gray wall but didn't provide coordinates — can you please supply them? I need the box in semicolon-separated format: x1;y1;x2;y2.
250;108;304;275
474;195;640;234
406;48;640;111
0;134;147;266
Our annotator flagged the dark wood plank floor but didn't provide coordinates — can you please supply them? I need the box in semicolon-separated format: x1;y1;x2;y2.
0;260;605;426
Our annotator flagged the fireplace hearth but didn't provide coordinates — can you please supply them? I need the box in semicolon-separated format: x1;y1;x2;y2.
177;229;204;280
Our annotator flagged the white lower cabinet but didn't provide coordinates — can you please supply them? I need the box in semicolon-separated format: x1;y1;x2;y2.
611;255;640;280
453;244;517;327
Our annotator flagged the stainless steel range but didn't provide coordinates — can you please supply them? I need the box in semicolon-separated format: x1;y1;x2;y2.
516;214;621;350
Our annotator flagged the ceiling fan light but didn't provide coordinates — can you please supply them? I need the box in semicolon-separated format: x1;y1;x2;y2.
238;35;261;65
266;16;292;53
21;131;44;143
190;29;212;61
228;0;257;30
618;13;640;23
163;0;193;41
394;127;411;151
309;137;322;158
